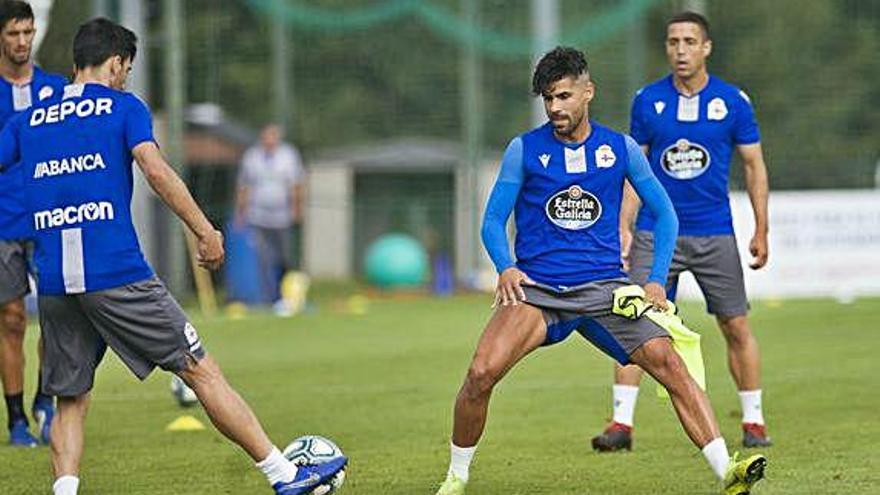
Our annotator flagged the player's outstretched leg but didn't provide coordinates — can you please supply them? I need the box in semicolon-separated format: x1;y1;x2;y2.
630;337;766;493
436;304;547;495
716;315;771;448
0;298;38;447
176;354;347;494
591;362;643;452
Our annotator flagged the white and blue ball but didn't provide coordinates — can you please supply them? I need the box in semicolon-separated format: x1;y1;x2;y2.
283;435;347;494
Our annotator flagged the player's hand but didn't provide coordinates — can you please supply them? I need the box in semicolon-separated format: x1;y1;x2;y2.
493;267;536;308
197;229;225;271
643;281;668;311
620;228;634;271
748;231;768;270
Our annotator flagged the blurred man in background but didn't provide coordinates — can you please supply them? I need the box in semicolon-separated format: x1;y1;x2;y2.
235;123;304;312
592;11;772;453
0;0;66;447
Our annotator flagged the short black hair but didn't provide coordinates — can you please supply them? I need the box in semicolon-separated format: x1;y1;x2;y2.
531;46;589;96
0;0;34;32
73;17;137;71
666;11;711;40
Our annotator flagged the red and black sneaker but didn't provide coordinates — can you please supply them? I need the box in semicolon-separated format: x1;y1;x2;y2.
742;422;772;448
591;422;633;452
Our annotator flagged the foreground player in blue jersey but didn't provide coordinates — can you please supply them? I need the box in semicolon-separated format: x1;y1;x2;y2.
0;19;344;495
592;12;772;453
435;47;765;495
0;0;66;447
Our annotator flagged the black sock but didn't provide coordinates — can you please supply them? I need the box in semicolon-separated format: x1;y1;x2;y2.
33;371;52;406
5;393;27;428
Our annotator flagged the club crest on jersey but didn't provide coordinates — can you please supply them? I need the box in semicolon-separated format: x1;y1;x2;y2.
661;139;711;179
707;97;728;120
38;85;54;101
595;144;616;168
545;185;602;230
538;153;551;168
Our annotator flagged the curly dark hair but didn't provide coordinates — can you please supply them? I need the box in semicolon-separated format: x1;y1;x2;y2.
531;46;589;96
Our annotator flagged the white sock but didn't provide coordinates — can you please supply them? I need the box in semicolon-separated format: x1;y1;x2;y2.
256;446;299;486
611;384;640;427
701;437;731;480
53;476;80;495
739;389;765;425
448;442;477;483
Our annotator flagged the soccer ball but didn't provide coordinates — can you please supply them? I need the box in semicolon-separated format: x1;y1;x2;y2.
170;375;198;407
283;435;347;494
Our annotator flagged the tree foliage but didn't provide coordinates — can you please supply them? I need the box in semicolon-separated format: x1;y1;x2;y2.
36;0;880;188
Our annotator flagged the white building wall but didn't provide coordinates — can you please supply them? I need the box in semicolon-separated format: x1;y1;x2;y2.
304;165;352;278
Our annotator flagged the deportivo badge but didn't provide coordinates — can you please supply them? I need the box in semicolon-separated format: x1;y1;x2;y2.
595;144;616;168
707;97;728;120
38;85;54;101
545;185;602;230
661;138;711;179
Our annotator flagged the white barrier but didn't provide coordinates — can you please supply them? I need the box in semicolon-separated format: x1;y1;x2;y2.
675;190;880;301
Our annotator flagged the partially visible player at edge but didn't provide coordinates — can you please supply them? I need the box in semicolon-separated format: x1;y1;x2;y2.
0;0;66;447
434;47;766;495
0;18;345;495
592;11;772;453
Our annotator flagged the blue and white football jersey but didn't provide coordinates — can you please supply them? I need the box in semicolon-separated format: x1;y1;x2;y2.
0;83;155;295
0;66;67;240
514;121;629;286
630;75;760;235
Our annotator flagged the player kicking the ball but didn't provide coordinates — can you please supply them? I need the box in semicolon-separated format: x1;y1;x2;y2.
0;18;344;495
434;47;765;495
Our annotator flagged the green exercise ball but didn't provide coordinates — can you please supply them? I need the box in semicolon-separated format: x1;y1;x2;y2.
364;234;428;288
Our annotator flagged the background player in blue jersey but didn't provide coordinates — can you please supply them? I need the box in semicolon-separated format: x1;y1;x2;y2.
592;12;772;453
0;18;345;495
435;47;765;495
0;0;65;447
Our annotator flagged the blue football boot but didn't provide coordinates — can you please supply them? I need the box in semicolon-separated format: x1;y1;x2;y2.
9;419;38;447
273;457;348;495
33;396;55;445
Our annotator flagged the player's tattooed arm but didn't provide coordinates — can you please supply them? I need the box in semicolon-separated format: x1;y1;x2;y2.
737;142;769;269
133;141;224;270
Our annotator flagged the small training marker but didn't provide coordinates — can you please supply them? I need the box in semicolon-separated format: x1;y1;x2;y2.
166;415;206;432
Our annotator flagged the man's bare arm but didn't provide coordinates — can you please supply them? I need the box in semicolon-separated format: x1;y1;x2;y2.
133;141;224;269
737;142;770;269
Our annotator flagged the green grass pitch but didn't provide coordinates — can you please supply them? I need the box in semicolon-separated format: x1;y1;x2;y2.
2;293;878;494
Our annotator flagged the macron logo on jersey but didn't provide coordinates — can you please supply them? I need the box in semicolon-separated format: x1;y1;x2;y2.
30;98;113;127
34;153;106;179
34;201;115;231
